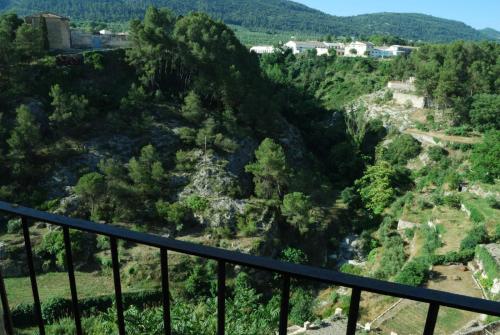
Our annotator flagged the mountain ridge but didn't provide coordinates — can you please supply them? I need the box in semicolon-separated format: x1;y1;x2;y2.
0;0;492;42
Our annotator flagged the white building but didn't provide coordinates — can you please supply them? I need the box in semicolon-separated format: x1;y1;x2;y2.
315;47;330;56
389;45;416;56
250;45;276;54
284;41;329;55
324;42;346;56
99;29;113;35
344;41;374;57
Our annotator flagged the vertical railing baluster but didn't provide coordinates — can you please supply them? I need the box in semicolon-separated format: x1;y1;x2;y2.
21;217;45;335
346;288;361;335
278;274;291;335
423;303;440;335
217;260;226;335
110;237;125;335
160;248;171;335
0;266;13;335
63;227;82;335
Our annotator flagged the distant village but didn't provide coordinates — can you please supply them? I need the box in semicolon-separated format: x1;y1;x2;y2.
26;12;416;60
251;40;416;58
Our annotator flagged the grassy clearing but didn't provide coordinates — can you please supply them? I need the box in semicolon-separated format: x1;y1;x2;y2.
401;205;472;255
381;302;480;335
5;271;159;307
432;207;471;254
380;265;483;334
400;207;433;226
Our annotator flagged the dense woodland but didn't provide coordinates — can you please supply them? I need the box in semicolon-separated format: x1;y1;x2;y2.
0;0;495;42
0;6;499;334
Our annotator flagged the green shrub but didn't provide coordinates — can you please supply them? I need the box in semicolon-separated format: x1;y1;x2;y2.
289;288;315;325
470;130;500;183
460;225;488;251
431;193;444;206
12;290;164;328
35;230;95;271
374;235;406;279
156;200;189;231
236;215;258;237
340;263;363;276
404;228;415;240
470;94;500;131
444;172;461;191
427;146;448;162
280;247;308;264
184;263;214;299
445;126;472;136
494;225;500;243
421;226;441;255
417;197;433;210
176;127;197;145
83;51;104;71
7;219;21;233
214;133;239;153
175;149;198;170
475;245;500;281
467;204;486;224
395;257;430;286
415;122;429;131
382;134;421;166
185;195;209;212
443;194;461;208
42;297;72;323
341;186;361;210
486;196;500;209
432;249;475;265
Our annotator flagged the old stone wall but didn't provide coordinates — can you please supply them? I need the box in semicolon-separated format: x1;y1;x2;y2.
388;81;416;92
46;17;71;49
26;16;71;50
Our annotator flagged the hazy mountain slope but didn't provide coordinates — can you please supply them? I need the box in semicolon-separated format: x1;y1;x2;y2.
0;0;488;42
346;13;484;42
480;28;500;41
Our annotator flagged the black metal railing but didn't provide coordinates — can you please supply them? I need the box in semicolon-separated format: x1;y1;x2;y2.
0;200;499;335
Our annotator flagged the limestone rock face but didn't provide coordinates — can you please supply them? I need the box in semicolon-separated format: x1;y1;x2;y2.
193;197;246;228
179;156;245;228
53;187;84;217
180;157;241;199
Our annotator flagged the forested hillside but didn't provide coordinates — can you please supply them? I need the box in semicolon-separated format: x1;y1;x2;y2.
0;0;492;42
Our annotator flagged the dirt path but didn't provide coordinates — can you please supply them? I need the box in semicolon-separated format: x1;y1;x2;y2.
404;129;481;145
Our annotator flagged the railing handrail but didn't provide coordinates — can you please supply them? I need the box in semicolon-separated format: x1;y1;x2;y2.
1;200;499;318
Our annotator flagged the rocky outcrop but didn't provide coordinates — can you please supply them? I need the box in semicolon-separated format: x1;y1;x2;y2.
335;234;366;267
179;156;241;199
179;156;245;228
53;187;84;217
